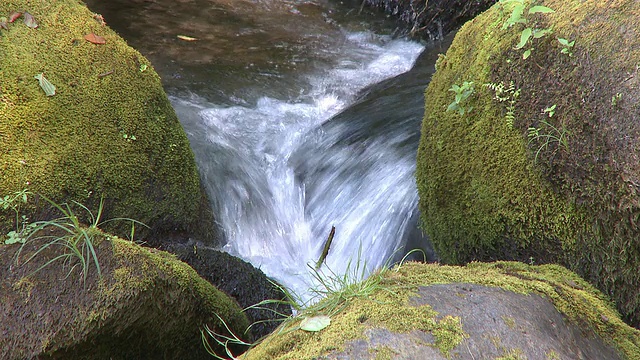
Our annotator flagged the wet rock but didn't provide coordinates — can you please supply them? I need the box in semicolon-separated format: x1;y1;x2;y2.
162;240;293;340
361;0;497;40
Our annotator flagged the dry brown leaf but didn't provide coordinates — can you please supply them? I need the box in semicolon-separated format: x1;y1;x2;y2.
84;33;106;45
9;12;22;23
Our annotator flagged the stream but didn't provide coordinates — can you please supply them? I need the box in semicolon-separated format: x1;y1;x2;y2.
84;0;449;302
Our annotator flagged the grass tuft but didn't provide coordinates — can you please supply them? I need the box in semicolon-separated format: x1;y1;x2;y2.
201;246;426;359
13;193;147;285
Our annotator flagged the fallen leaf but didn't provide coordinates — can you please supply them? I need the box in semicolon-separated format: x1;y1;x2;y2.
9;12;22;23
93;13;106;26
34;73;56;96
177;34;197;41
300;315;331;332
0;18;7;30
84;33;106;44
23;12;37;28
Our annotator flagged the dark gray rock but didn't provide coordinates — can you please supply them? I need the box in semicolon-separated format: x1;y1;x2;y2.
161;240;293;341
361;0;497;40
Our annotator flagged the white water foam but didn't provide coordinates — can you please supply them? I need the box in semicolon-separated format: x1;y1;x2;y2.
177;31;424;303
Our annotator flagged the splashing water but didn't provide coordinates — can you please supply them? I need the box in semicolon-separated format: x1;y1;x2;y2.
172;30;428;303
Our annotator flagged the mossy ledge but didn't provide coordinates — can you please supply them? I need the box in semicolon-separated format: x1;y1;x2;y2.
241;262;640;360
0;236;250;359
416;0;640;327
0;0;214;243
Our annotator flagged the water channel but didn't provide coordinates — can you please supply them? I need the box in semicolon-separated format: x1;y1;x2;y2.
84;0;450;302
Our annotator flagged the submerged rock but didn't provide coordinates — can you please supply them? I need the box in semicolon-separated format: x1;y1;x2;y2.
416;0;640;327
0;237;249;360
0;0;216;245
241;262;640;359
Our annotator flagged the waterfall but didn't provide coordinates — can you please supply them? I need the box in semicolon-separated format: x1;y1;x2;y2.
171;30;435;302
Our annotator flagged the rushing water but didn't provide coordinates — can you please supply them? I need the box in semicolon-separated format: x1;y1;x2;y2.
85;0;446;302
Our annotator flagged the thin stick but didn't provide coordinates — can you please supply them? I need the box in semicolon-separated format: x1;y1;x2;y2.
315;226;335;270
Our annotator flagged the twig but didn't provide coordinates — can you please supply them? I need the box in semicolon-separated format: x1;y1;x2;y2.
315;226;335;270
98;70;114;78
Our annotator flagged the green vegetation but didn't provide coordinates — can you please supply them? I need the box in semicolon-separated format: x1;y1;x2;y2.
611;92;623;107
2;232;251;359
484;81;520;128
2;188;147;285
203;250;430;359
202;314;253;360
0;189;33;244
10;192;146;284
527;118;569;162
447;81;475;115
499;0;555;59
557;37;574;56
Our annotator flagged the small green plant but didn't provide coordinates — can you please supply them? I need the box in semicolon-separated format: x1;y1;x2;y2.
1;189;32;244
527;118;569;162
447;81;475;115
611;92;622;107
201;313;253;360
557;37;575;56
121;132;137;142
484;81;521;128
201;248;425;358
500;0;555;59
543;104;556;117
14;195;147;284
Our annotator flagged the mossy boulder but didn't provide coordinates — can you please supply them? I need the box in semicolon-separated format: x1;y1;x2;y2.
0;0;215;243
416;0;640;327
241;262;640;359
0;237;250;359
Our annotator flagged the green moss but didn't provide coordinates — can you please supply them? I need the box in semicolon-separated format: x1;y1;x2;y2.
1;234;248;358
501;315;516;330
399;262;640;359
241;267;467;359
0;0;209;241
495;348;525;360
546;350;561;360
242;262;640;360
370;346;397;360
416;0;640;327
107;237;248;330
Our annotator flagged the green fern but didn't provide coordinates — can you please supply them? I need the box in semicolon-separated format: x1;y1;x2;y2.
484;81;520;128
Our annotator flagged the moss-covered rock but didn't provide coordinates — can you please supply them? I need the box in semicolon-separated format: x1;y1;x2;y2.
241;262;640;359
162;240;293;340
416;0;640;326
0;237;250;359
0;0;215;243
